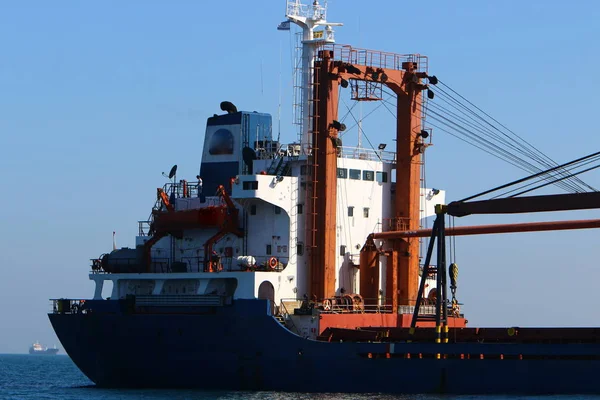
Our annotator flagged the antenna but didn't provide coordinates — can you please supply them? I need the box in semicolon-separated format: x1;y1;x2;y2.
357;14;362;149
277;38;282;144
162;164;178;183
357;111;363;149
168;165;177;181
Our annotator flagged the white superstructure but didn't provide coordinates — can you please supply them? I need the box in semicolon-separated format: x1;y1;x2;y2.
87;0;444;325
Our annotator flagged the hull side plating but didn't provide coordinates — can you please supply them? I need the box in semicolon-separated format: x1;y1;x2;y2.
50;300;600;394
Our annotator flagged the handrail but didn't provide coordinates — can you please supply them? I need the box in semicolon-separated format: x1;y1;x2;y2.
337;146;396;163
49;299;89;315
279;297;449;315
278;300;300;335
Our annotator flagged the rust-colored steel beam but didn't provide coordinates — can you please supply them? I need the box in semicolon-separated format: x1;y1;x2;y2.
359;239;379;304
331;60;425;308
393;63;422;309
308;50;339;299
372;218;600;239
307;51;427;304
386;250;398;310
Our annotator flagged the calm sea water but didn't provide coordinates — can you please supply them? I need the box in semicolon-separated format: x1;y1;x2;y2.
0;354;597;400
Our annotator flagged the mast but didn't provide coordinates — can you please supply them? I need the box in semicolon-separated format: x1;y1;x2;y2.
285;0;342;154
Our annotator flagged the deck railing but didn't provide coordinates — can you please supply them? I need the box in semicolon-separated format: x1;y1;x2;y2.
49;299;88;314
89;256;290;274
337;146;396;163
281;297;444;315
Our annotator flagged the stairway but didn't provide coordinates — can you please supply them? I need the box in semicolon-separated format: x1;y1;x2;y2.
275;315;286;326
267;157;290;177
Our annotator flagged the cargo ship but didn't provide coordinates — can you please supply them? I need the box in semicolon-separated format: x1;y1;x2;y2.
49;0;600;394
29;342;59;355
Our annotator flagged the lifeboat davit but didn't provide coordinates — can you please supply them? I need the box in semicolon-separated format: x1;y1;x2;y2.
152;206;227;232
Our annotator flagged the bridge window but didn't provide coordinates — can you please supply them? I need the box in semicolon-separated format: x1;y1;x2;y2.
266;244;272;255
208;128;234;155
297;243;304;256
297;204;304;214
376;171;388;183
363;207;370;218
363;170;374;181
340;245;346;256
243;181;258;190
349;169;361;180
337;168;348;179
348;206;354;217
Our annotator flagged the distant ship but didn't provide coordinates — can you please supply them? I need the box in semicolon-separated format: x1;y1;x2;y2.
29;341;59;355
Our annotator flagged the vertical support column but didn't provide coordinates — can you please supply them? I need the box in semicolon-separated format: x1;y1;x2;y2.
386;251;398;311
435;215;445;345
359;239;379;304
92;279;104;300
308;50;339;300
440;216;449;343
410;215;440;328
393;62;423;308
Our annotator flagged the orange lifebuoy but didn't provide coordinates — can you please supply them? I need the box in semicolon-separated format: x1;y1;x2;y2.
268;257;278;269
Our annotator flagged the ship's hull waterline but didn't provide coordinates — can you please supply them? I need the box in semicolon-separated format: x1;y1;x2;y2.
50;299;600;394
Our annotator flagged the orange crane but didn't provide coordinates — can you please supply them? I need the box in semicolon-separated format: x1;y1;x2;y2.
203;185;243;272
143;184;242;273
309;49;430;308
156;188;175;212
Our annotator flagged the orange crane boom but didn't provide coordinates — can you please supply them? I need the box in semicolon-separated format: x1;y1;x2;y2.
372;218;600;239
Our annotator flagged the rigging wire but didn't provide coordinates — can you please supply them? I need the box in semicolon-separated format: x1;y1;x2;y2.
376;71;594;193
339;96;382;160
340;99;387;138
378;83;589;194
426;97;542;158
382;83;594;205
438;80;581;172
338;98;360;127
425;109;584;194
406;90;580;191
505;159;600;198
423;94;584;192
457;150;600;202
380;89;581;193
491;154;600;199
448;215;456;264
434;82;596;192
431;87;552;165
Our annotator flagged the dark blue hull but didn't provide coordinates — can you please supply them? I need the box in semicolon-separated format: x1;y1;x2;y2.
49;299;600;394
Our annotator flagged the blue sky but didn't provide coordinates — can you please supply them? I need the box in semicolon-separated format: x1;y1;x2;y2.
1;0;600;353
